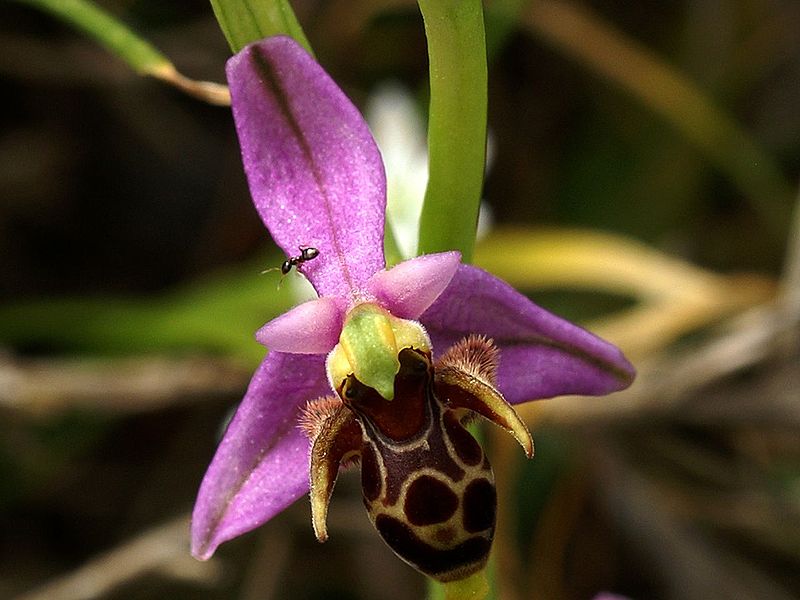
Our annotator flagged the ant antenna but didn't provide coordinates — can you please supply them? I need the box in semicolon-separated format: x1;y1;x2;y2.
261;246;320;289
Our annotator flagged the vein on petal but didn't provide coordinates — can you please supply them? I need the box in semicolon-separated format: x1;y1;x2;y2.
497;334;635;385
249;45;357;299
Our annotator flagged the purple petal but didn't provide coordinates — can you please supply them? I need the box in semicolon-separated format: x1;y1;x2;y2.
366;251;461;319
191;352;329;559
256;297;345;354
227;37;386;301
421;265;634;404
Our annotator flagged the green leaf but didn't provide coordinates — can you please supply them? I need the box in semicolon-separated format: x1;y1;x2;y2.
209;0;313;55
0;256;297;364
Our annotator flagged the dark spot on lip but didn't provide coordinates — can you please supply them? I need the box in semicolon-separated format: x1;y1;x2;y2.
404;475;459;526
462;478;496;533
375;514;490;582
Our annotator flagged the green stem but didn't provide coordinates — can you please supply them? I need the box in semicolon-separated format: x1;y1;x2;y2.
10;0;172;75
428;568;491;600
209;0;312;55
417;3;490;591
416;0;488;263
427;578;447;600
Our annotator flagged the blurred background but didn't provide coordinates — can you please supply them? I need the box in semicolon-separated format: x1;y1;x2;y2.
0;1;798;599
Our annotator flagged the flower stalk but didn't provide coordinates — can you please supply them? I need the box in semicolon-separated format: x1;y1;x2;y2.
416;3;490;595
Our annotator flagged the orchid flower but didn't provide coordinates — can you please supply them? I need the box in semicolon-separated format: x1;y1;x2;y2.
191;36;635;584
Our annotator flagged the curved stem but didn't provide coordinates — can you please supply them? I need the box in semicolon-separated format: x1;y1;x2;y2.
11;0;171;75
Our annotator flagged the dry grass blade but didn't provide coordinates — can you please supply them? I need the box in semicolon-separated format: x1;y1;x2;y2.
149;64;231;106
0;354;249;416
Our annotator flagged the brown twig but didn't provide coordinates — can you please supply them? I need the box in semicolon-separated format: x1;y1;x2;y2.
0;354;249;416
149;63;231;106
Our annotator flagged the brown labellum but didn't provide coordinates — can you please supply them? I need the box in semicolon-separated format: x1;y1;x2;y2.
304;336;532;582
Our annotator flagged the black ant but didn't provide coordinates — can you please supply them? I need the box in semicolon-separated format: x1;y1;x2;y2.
263;246;320;283
280;246;319;274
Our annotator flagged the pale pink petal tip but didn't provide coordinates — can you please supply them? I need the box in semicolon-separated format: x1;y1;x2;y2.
367;251;461;319
256;297;344;354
